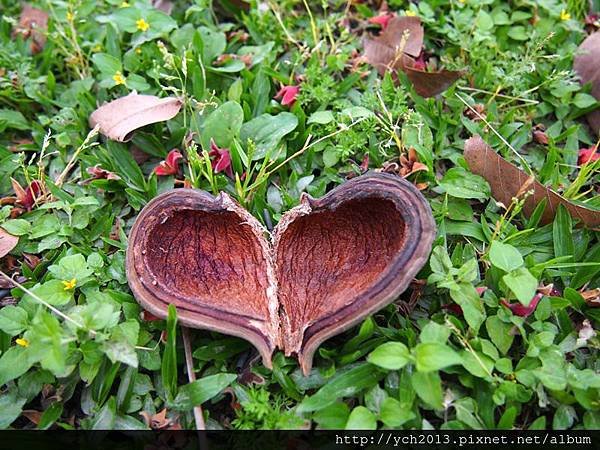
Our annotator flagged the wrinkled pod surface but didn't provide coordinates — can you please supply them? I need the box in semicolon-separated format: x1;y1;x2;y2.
126;172;436;374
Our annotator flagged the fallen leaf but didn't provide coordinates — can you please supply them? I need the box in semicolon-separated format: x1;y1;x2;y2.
21;410;42;425
582;288;600;307
13;5;48;54
464;135;600;228
363;16;463;97
139;408;180;429
89;93;182;142
0;228;18;259
573;32;600;135
403;64;464;98
152;0;173;14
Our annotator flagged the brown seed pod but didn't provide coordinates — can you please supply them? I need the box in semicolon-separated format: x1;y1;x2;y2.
126;172;435;374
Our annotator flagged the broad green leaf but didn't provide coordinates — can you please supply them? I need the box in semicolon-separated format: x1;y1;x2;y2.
0;306;28;336
367;342;411;370
171;373;237;410
240;112;298;160
485;316;514;354
0;393;26;429
313;402;350;429
438;167;490;201
411;371;443;410
0;347;34;386
297;364;385;413
345;406;377;430
201;101;244;150
25;280;72;306
414;342;462;372
489;241;523;272
380;397;415;427
503;267;538;305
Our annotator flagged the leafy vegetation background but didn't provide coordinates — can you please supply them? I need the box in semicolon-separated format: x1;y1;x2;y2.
0;0;599;430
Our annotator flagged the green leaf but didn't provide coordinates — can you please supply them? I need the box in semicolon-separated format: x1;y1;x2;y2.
345;406;377;430
240;112;298;160
449;283;486;332
489;241;523;272
485;316;514;354
0;346;34;386
38;402;63;430
103;320;139;368
419;321;451;344
503;267;538;305
367;342;411;370
92;53;122;75
438;167;490;201
48;254;93;283
313;402;350;429
411;371;443;410
171;373;237;410
89;397;117;430
201;101;244;150
553;204;574;260
0;306;28;336
573;93;597;109
307;111;335;125
297;364;385;413
414;342;462;372
162;304;178;402
198;27;226;62
380;397;415;427
0;109;29;130
1;219;31;236
0;392;26;429
25;280;72;306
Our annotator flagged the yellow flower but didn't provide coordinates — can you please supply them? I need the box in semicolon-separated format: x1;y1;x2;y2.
135;47;142;55
136;18;150;32
405;10;417;17
66;11;75;21
560;9;571;21
92;44;102;52
120;1;130;7
62;278;77;290
112;71;126;86
16;338;29;347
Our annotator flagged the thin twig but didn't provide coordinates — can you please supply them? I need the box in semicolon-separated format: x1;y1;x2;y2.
454;92;532;174
55;125;100;188
182;326;205;431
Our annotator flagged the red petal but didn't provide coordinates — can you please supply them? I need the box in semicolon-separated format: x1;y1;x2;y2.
501;293;542;317
165;150;183;168
154;162;176;176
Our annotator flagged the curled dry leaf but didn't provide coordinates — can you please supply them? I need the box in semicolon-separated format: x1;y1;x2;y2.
363;16;463;97
126;173;436;375
573;32;600;135
13;5;49;54
89;93;182;142
464;135;600;228
0;228;18;259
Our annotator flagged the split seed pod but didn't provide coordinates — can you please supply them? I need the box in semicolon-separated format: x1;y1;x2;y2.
126;173;435;374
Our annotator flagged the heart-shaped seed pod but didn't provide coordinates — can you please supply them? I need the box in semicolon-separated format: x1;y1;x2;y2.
126;172;435;374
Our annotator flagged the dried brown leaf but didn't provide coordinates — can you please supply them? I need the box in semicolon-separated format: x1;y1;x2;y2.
574;32;600;135
404;64;465;98
362;16;463;97
13;5;48;54
464;135;600;228
89;93;182;142
0;228;18;259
